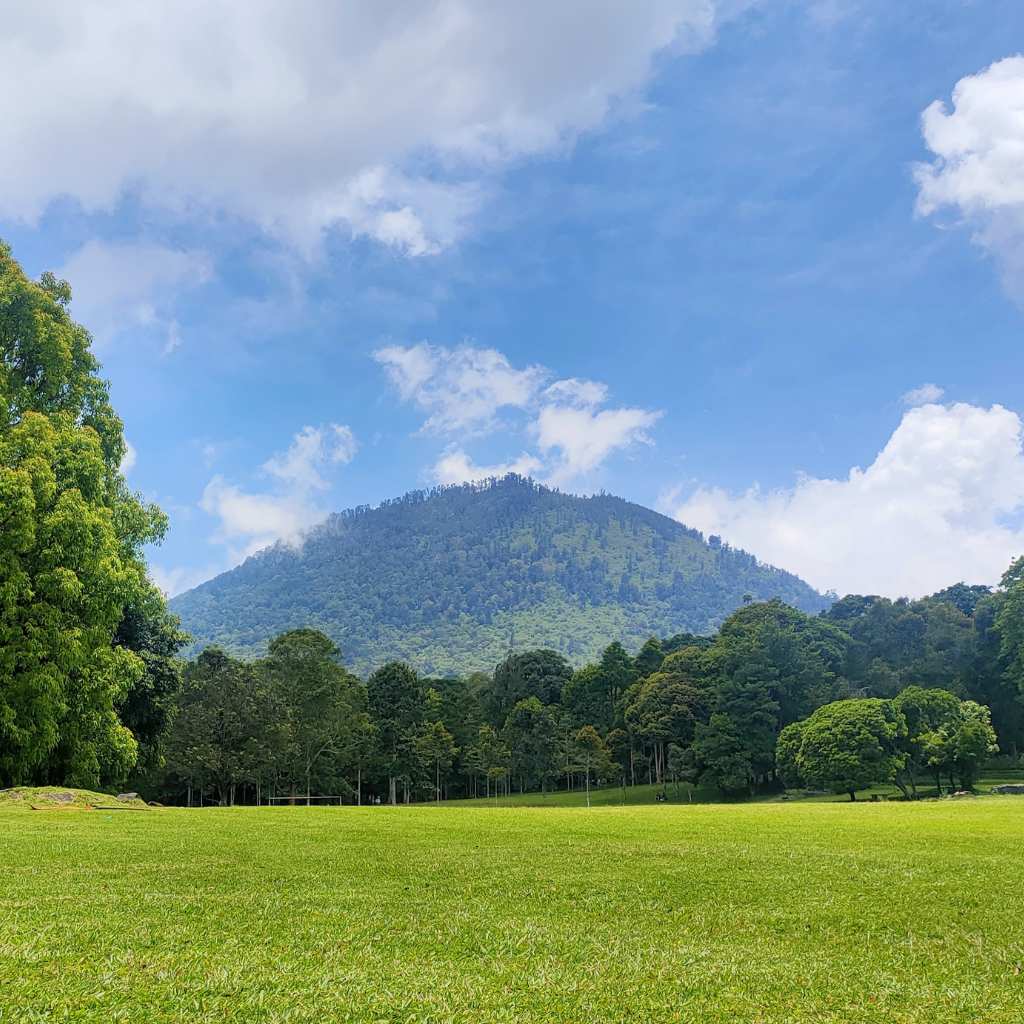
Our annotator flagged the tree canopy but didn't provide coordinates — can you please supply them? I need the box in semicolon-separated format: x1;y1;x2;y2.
0;242;179;788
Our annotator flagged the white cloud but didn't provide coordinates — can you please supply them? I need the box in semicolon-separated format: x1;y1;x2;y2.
380;344;659;483
902;383;945;407
375;343;547;434
915;56;1024;296
1;2;737;254
120;439;137;474
379;343;663;484
544;378;609;408
535;404;662;484
150;562;227;599
263;423;358;490
433;448;543;485
57;240;211;351
199;422;357;563
661;402;1024;598
200;476;324;558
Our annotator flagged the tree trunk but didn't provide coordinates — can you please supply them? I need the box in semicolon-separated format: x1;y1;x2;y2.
585;766;591;808
357;766;362;806
389;775;397;806
849;789;856;802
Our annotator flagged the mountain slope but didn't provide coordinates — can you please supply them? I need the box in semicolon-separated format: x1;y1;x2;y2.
170;476;830;674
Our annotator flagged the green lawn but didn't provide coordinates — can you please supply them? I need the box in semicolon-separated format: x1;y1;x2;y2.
1;800;1022;1022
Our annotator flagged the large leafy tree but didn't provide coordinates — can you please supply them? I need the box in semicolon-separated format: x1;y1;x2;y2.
969;592;1024;756
572;725;617;807
115;584;191;787
164;648;272;805
415;714;458;802
624;671;704;785
1;243;171;787
892;686;997;794
488;649;572;725
561;664;608;731
634;636;665;678
367;661;424;804
502;696;559;793
996;557;1024;699
779;698;906;801
260;629;365;803
891;686;961;796
466;723;510;798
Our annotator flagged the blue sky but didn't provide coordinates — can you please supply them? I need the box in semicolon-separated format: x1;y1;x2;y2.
4;1;1024;599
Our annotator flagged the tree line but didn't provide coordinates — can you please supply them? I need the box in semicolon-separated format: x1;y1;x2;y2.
144;570;1020;805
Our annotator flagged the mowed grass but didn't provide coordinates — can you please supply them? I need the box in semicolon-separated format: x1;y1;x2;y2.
1;801;1022;1022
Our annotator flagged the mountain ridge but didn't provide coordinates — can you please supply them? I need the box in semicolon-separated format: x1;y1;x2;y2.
170;475;830;674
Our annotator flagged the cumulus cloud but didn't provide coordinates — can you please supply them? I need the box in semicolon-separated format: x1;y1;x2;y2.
915;56;1024;296
379;343;662;484
263;423;358;490
535;404;662;485
432;448;543;485
375;343;547;435
902;383;945;407
200;422;357;561
1;2;736;254
58;240;212;351
661;402;1024;598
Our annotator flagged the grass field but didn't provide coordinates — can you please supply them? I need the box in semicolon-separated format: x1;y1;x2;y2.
2;799;1022;1022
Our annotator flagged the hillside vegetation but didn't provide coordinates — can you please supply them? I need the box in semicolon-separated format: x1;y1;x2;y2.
171;476;828;673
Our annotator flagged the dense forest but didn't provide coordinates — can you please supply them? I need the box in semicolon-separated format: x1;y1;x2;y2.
170;476;830;674
137;574;1022;806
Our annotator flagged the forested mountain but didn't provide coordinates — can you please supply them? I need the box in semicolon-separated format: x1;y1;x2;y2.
171;476;829;674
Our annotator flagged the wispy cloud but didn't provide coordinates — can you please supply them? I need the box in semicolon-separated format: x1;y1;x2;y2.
58;240;212;352
375;343;547;436
901;383;944;407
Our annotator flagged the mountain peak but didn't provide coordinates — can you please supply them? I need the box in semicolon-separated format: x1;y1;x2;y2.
171;477;828;674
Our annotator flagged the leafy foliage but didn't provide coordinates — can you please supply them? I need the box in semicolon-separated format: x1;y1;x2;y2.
781;698;906;800
0;241;178;789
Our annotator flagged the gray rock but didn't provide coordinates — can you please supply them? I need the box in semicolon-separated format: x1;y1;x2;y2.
116;792;139;802
992;784;1024;795
51;791;75;803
